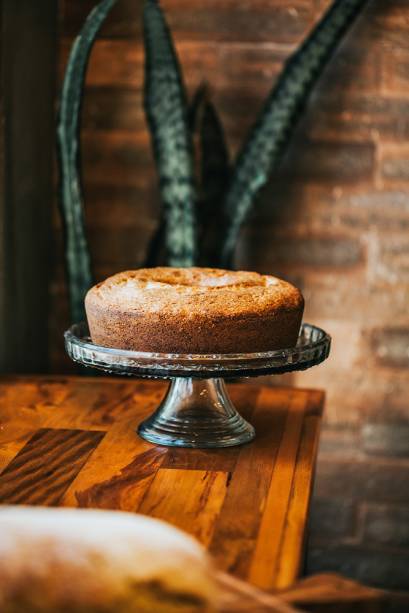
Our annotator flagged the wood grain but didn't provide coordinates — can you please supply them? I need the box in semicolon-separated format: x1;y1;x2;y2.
139;468;229;546
0;376;324;590
0;428;104;505
248;390;310;589
208;388;291;578
274;415;321;589
74;445;167;511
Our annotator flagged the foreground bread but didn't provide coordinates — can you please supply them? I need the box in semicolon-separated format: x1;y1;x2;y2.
85;267;304;354
0;507;215;612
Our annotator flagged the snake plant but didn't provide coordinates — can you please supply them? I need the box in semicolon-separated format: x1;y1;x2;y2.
218;0;371;267
144;83;229;266
58;0;117;323
59;0;371;322
143;0;197;266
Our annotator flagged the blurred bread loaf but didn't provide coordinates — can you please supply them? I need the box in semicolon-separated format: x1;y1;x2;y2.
0;506;216;612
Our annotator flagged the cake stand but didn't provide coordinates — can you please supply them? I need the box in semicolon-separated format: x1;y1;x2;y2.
65;322;330;449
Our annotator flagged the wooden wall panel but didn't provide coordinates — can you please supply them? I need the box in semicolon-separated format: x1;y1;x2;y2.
0;1;57;372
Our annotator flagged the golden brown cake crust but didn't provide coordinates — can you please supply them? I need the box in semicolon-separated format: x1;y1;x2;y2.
85;267;304;354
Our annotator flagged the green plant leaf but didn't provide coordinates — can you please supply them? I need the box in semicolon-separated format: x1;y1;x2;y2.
188;83;208;132
198;97;230;265
57;0;116;323
144;216;166;267
143;0;197;267
180;83;231;264
219;0;370;268
200;99;230;225
144;83;209;268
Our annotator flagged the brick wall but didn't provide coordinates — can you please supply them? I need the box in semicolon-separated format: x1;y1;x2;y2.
56;0;409;591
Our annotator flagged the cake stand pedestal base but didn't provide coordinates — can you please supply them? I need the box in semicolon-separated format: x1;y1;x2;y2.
65;322;331;449
137;377;255;448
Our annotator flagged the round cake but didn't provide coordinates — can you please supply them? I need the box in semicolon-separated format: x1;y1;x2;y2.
0;507;215;612
85;267;304;354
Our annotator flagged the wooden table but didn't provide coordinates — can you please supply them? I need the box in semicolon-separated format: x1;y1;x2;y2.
0;376;324;592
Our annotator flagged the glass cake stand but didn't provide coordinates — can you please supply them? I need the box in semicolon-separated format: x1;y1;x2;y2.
65;322;331;448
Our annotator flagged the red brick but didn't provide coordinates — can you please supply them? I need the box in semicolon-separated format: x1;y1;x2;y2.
238;263;409;328
222;46;380;144
302;95;409;143
253;182;340;235
61;39;293;92
380;145;409;185
292;320;381;426
318;426;362;456
168;0;316;44
171;0;314;44
314;458;409;504
287;272;409;325
382;48;409;96
253;181;409;232
312;38;380;96
308;497;358;539
371;233;409;285
78;42;290;131
370;328;409;369
329;190;409;232
368;373;409;420
341;1;409;73
368;0;409;35
363;503;409;548
62;0;315;44
295;324;409;425
288;139;375;183
307;543;409;591
238;230;363;269
227;138;375;187
362;422;409;458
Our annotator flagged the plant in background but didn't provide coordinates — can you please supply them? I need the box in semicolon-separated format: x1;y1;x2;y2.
58;0;116;323
58;0;370;323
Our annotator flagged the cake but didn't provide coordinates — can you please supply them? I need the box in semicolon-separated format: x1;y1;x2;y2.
0;506;215;612
85;267;304;354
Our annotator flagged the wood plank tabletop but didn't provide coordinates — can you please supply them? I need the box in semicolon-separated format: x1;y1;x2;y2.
0;375;324;591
